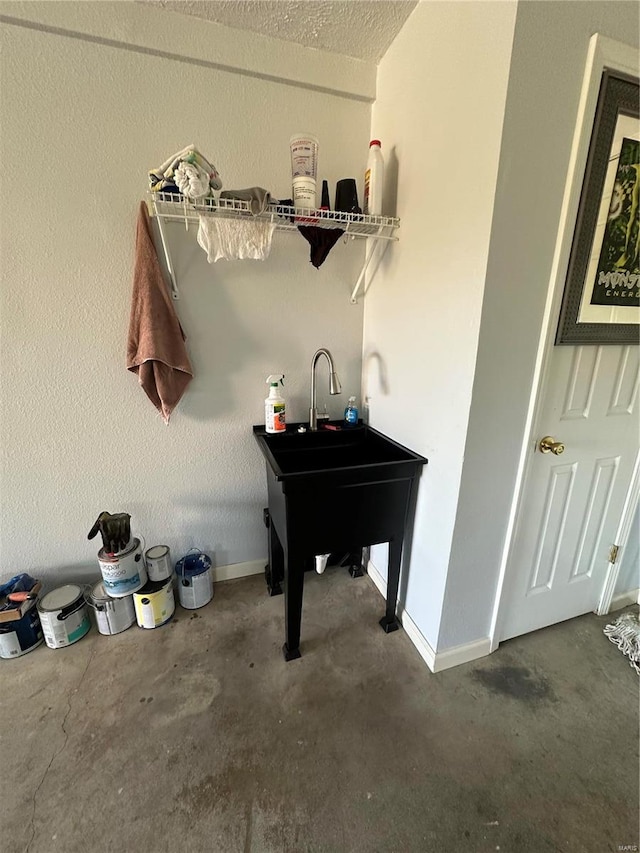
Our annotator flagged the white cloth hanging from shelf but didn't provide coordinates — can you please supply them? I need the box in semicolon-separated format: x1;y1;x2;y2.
197;215;276;262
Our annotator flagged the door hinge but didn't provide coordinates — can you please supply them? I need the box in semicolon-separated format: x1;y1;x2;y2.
609;544;619;564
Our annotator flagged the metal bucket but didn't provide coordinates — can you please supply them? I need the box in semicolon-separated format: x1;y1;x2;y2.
38;585;91;649
144;545;172;583
87;581;135;636
98;538;147;598
175;550;213;610
0;599;44;659
133;578;175;629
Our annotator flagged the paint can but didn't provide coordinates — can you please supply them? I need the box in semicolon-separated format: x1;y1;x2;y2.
175;550;213;610
144;545;172;583
98;538;147;598
87;581;135;636
133;578;175;629
38;585;91;649
0;599;44;659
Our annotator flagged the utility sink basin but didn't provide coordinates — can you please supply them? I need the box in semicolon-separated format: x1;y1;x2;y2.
254;422;423;479
253;423;427;661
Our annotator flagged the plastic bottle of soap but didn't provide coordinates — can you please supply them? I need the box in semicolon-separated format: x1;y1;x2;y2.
344;396;358;427
363;140;384;216
265;375;286;434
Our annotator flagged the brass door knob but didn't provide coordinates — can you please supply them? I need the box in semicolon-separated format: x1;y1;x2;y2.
539;436;565;455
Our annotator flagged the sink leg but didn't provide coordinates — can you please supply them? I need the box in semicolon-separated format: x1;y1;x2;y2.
283;549;304;661
379;539;401;634
264;509;283;597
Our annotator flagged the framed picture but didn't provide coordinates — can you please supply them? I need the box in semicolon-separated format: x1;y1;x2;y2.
556;70;639;345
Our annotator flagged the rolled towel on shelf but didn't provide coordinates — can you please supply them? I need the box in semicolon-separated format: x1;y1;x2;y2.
149;144;222;196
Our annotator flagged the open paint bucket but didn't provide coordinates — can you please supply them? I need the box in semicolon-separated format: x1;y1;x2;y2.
38;584;91;649
144;545;172;582
175;550;213;610
98;538;146;598
87;581;135;636
133;578;175;629
0;599;44;659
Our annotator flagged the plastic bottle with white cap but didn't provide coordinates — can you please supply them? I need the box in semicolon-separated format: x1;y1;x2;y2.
363;139;384;216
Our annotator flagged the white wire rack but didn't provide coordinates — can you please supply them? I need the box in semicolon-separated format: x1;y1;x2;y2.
147;191;400;301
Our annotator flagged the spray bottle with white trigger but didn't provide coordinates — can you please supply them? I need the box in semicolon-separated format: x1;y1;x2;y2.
265;375;286;434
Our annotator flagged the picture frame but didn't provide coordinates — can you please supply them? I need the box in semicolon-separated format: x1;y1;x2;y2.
556;69;639;345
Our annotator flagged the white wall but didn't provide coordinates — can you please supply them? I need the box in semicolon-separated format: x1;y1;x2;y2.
362;1;517;651
438;0;640;650
0;2;372;582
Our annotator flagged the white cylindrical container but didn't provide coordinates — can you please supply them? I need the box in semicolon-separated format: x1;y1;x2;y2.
98;538;147;598
133;578;175;629
290;133;318;180
176;551;214;610
292;177;317;212
87;581;136;636
38;585;91;649
290;134;318;213
363;139;384;216
145;545;172;582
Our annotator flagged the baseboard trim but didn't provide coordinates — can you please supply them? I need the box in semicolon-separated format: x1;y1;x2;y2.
366;560;491;673
609;588;640;612
212;558;265;584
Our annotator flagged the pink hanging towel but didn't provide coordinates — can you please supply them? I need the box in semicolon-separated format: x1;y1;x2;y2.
127;202;193;423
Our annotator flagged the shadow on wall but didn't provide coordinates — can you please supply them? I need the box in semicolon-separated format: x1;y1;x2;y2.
151;220;264;422
362;350;390;422
384;144;399;218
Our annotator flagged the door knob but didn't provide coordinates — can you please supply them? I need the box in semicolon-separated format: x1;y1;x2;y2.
539;435;565;455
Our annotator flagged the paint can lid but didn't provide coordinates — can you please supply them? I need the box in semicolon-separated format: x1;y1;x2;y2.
39;584;83;611
134;577;172;597
175;551;212;578
98;538;140;562
145;545;170;560
90;581;112;603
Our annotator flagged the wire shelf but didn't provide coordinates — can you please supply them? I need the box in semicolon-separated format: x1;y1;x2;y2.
148;192;400;240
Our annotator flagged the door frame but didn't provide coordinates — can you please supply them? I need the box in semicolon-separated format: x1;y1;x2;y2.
596;449;640;615
489;34;639;652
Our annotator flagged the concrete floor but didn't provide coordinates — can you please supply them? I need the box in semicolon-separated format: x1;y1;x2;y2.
1;570;638;853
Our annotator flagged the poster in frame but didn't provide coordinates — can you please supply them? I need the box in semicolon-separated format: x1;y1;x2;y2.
556;69;639;345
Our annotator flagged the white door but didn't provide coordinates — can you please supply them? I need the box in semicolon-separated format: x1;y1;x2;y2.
500;343;639;641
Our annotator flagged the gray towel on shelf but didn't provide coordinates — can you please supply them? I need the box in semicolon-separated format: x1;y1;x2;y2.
220;187;271;215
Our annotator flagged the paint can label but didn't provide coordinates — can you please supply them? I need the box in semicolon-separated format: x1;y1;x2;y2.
94;596;136;636
0;604;44;658
134;581;175;629
40;606;90;649
99;540;147;597
178;569;213;610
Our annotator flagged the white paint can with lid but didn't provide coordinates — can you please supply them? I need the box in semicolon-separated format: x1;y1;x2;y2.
87;581;135;636
98;538;146;598
175;550;214;610
144;545;172;582
38;584;91;649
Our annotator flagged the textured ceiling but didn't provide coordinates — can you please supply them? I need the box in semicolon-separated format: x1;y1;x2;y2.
146;1;417;63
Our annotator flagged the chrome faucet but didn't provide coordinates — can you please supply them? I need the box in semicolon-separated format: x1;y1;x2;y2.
309;348;341;430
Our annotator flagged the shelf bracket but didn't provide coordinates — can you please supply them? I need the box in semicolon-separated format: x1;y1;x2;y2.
153;203;180;300
350;229;390;304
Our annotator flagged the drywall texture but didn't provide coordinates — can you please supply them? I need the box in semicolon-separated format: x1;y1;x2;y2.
438;1;640;650
0;5;370;581
151;0;417;63
363;1;517;651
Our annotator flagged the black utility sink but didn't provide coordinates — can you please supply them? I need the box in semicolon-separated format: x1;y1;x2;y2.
254;423;427;661
256;423;421;478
